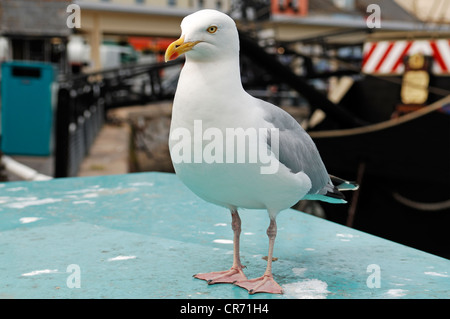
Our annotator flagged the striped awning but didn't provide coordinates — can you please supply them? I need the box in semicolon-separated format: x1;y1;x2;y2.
362;39;450;75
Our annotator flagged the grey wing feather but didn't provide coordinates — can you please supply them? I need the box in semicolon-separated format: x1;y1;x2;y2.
257;99;330;194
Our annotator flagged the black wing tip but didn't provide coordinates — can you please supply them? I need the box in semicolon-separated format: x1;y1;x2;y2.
325;188;346;200
329;175;359;191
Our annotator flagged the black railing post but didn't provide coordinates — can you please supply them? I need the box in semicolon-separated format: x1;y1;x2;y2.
54;60;181;178
54;85;71;177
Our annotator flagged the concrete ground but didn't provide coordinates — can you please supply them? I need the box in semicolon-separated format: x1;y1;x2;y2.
78;102;173;177
77;122;130;177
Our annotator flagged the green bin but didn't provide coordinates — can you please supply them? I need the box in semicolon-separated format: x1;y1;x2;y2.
1;61;57;156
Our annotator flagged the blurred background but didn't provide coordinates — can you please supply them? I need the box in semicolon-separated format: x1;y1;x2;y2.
0;0;449;258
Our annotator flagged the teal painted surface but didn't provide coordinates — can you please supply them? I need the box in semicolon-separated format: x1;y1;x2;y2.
1;61;56;156
0;172;448;299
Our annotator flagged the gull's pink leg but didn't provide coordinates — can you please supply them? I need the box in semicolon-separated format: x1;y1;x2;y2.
235;217;284;294
194;209;247;284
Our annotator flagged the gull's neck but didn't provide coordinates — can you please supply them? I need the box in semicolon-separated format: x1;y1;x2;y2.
172;54;252;127
179;56;245;97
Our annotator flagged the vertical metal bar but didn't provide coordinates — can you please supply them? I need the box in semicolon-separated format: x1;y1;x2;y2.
346;161;366;227
54;85;70;177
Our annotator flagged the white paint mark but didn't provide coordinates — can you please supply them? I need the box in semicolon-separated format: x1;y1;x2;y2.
83;193;99;198
336;233;359;241
64;188;102;194
424;271;449;278
6;198;62;209
128;182;154;187
19;217;42;224
214;223;227;227
199;231;215;235
391;276;412;282
292;267;307;276
73;200;96;205
22;269;58;276
304;248;315;251
4;196;37;202
108;255;137;262
283;279;330;299
6;187;27;192
386;289;408;297
336;233;357;238
243;232;254;235
213;239;233;244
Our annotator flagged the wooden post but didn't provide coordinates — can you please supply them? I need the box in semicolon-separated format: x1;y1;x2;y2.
346;161;366;227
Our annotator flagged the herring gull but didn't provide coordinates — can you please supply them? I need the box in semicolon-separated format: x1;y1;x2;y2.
165;9;358;294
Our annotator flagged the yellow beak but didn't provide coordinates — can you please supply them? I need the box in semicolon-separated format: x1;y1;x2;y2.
165;36;201;62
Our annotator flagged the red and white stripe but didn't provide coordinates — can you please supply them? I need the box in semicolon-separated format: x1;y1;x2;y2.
362;39;450;75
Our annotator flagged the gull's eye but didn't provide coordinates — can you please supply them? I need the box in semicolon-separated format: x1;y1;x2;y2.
207;25;218;34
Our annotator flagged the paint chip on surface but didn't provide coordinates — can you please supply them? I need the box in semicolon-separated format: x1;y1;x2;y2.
108;255;137;262
336;233;359;241
386;289;408;298
73;200;96;205
336;233;356;238
83;193;99;198
214;223;227;227
22;269;58;277
292;268;307;276
283;279;330;299
213;239;233;244
19;217;42;224
128;182;155;187
424;271;449;278
199;231;215;235
6;187;27;192
6;198;62;209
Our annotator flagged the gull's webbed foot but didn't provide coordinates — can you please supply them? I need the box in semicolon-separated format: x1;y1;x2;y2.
194;266;247;285
234;274;283;294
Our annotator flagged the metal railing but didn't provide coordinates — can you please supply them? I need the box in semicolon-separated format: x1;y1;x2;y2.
54;60;183;177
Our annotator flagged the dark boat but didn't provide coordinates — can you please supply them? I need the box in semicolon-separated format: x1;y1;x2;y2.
310;97;450;257
311;95;450;187
239;31;450;258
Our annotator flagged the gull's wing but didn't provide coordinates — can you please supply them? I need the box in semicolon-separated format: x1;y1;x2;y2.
257;99;331;195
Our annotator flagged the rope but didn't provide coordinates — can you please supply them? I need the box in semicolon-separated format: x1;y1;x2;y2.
392;192;450;211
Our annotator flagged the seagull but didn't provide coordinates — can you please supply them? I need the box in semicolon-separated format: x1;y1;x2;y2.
165;9;358;294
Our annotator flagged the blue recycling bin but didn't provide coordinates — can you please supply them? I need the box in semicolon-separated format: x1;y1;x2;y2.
1;61;57;156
